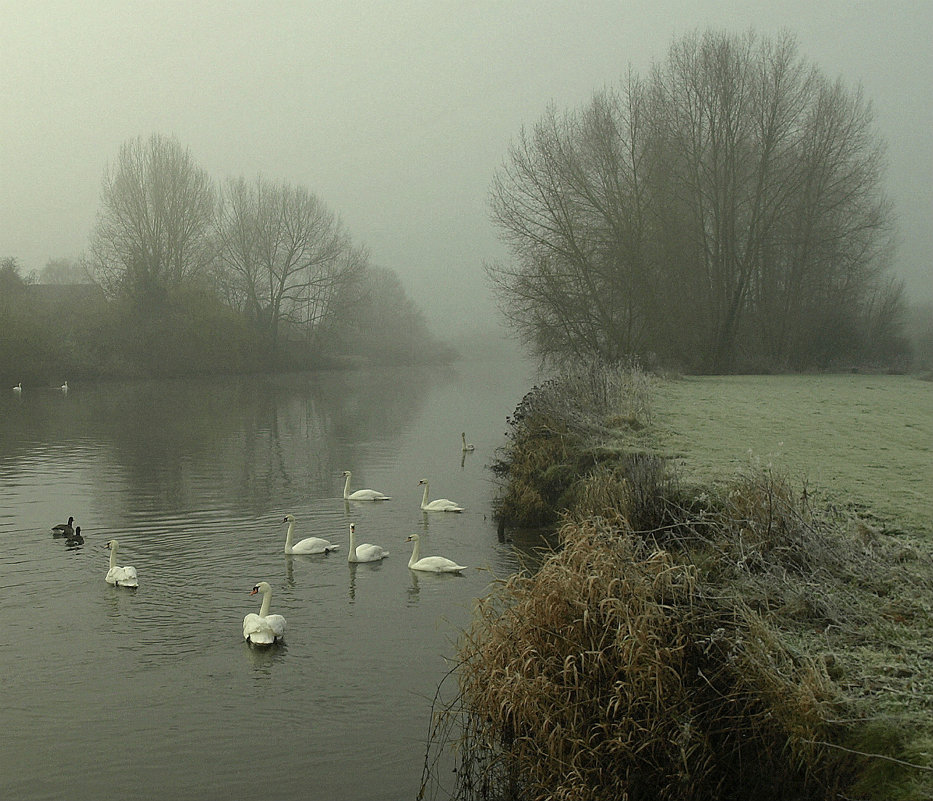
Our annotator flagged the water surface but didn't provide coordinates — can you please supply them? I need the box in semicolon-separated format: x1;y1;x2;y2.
6;366;927;801
0;358;534;801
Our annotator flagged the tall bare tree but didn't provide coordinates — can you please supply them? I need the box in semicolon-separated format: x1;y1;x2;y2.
487;30;901;371
215;176;364;353
488;77;656;366
88;134;216;304
656;31;894;370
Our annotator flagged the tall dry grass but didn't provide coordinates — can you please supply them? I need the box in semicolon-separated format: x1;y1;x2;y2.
491;362;658;528
444;516;846;801
426;363;933;800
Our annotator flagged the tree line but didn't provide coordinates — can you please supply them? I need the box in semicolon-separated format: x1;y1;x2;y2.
2;135;454;381
486;30;912;373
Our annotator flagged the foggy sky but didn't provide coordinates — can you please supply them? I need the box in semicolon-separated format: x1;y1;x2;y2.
2;1;930;336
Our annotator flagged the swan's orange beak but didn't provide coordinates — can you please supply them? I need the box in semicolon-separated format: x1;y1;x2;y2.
249;587;259;596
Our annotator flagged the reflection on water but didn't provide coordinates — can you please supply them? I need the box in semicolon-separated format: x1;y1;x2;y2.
0;368;440;521
0;358;536;801
244;639;289;674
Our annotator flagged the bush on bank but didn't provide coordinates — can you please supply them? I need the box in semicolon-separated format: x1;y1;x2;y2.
429;365;933;801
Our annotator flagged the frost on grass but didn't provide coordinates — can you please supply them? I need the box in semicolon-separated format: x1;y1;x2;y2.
430;365;933;801
429;500;932;801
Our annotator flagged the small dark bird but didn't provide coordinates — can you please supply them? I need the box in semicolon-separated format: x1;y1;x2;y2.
65;526;84;546
51;516;75;537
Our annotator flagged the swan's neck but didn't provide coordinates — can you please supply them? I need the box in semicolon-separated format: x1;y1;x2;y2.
259;589;271;618
408;537;421;567
109;545;117;569
343;473;351;499
421;483;429;508
284;520;295;552
348;526;356;559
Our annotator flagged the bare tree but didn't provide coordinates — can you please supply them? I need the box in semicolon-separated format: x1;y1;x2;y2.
487;30;901;371
215;176;363;353
87;134;216;304
658;31;895;370
301;243;368;349
763;76;894;367
38;257;90;285
488;77;656;367
325;265;456;364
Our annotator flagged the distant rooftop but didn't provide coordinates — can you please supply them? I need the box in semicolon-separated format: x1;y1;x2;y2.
26;282;106;305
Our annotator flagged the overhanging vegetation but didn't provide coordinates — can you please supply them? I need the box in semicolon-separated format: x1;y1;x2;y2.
423;365;933;801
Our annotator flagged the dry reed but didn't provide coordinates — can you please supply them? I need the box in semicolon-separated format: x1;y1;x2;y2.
446;516;853;801
428;363;933;800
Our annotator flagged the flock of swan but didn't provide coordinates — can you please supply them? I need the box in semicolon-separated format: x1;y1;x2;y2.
10;380;68;393
250;508;467;645
49;455;477;648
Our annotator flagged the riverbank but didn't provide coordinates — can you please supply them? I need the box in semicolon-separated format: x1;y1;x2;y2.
437;366;933;801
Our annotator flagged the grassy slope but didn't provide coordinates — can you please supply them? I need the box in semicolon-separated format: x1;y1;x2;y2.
651;374;932;537
452;369;933;801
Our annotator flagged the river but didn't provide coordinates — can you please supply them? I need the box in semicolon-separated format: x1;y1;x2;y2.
0;356;535;801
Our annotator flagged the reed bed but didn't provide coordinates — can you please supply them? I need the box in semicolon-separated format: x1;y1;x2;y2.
440;517;841;801
425;365;933;801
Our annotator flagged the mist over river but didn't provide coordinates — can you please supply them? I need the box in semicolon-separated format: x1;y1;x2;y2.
2;363;929;800
0;357;534;801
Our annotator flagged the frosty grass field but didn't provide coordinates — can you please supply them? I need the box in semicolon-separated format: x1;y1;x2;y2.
651;374;932;538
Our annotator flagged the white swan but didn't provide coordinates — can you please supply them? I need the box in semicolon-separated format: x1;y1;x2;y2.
61;381;68;393
418;479;464;512
461;432;475;452
13;382;22;393
406;533;467;573
243;581;287;645
342;470;391;501
51;515;75;536
105;539;138;587
282;513;339;554
347;523;389;563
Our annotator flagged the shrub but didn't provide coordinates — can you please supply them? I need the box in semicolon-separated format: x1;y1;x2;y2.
448;516;848;801
438;361;933;800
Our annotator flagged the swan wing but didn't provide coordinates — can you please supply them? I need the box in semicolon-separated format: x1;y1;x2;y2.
424;498;464;512
348;489;391;501
243;614;276;644
411;556;467;573
292;537;340;554
265;614;287;638
106;565;138;587
355;544;389;562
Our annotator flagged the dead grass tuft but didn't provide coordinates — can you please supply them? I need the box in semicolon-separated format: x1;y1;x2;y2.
443;516;853;800
426;363;933;800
